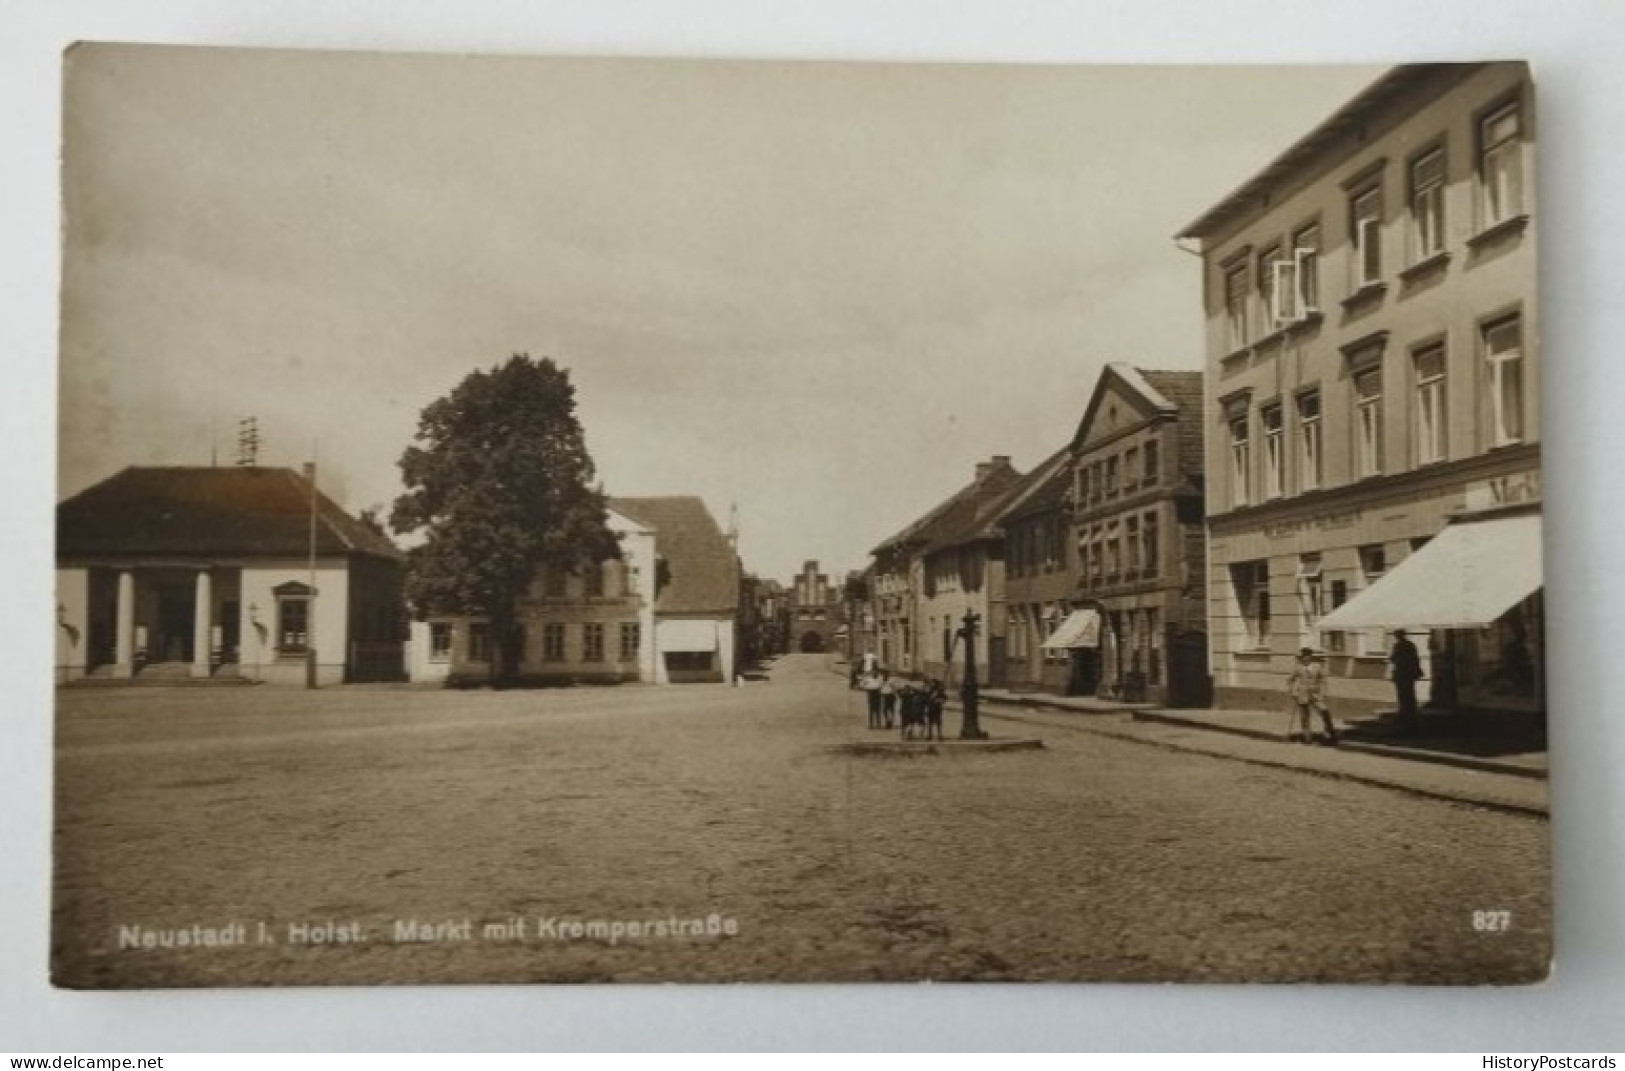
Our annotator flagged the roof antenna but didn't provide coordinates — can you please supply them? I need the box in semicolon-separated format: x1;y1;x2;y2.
236;417;260;468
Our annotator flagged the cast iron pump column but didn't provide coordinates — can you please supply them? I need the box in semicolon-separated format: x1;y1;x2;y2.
957;609;987;740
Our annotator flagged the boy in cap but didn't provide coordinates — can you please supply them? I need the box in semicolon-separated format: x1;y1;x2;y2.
1286;646;1338;745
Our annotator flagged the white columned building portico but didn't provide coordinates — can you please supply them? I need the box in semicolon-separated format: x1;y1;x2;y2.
192;568;213;678
114;569;135;678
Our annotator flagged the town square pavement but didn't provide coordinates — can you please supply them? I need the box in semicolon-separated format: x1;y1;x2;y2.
52;654;1550;986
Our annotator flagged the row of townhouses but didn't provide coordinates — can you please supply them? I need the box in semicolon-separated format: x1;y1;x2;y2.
55;469;747;688
866;61;1542;720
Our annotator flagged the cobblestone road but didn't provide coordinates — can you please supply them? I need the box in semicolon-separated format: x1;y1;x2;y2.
53;654;1550;986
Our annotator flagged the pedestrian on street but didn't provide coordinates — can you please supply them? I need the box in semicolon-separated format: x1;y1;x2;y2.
880;671;897;729
859;666;884;729
1287;646;1338;746
1388;629;1425;735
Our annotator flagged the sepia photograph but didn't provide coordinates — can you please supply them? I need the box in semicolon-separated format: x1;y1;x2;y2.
50;44;1551;990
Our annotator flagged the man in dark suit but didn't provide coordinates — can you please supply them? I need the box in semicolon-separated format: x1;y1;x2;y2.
1389;630;1424;734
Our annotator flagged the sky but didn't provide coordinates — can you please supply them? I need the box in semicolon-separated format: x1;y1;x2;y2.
58;46;1382;583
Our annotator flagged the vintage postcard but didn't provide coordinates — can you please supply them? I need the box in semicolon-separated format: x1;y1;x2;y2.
53;45;1548;986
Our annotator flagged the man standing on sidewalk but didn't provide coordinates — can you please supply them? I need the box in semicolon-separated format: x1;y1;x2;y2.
1388;629;1424;735
1287;647;1338;746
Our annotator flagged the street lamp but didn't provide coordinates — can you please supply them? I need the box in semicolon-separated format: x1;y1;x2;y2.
957;609;987;740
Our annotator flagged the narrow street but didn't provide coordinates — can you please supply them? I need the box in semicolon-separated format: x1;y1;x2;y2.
54;654;1549;987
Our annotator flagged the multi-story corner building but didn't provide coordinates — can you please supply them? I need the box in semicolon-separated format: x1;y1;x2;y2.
1068;365;1209;706
1177;63;1542;718
869;456;1027;681
996;446;1078;694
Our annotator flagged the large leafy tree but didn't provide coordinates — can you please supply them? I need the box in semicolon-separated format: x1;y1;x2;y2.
391;354;619;684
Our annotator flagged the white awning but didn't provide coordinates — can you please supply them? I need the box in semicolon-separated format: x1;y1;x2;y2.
657;618;720;653
1316;512;1543;631
1041;609;1102;650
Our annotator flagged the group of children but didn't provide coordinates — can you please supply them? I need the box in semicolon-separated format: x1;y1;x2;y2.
856;666;946;740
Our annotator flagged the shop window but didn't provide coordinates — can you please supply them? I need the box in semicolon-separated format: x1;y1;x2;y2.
1231;561;1271;649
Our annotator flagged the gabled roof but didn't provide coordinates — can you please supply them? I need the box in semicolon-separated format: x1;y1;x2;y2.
870;460;1026;559
994;445;1076;527
918;466;1031;556
57;466;402;561
609;496;739;616
1072;363;1201;448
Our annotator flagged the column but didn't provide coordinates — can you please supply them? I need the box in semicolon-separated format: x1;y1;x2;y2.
114;570;135;678
192;569;213;678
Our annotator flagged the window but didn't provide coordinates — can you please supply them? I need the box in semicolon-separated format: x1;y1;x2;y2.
1261;403;1284;499
1225;263;1251;350
428;622;452;662
1350;183;1383;287
1105;521;1121;579
1088;527;1103;584
1125;516;1141;573
1142;511;1160;578
1142;439;1159;485
1229;412;1252;507
1484;316;1525;446
582;623;604;663
1292;222;1321;315
1258;244;1283;328
1355;368;1384;477
543;622;565;662
1124;447;1140;492
1077;466;1091;507
1322;579;1349;653
1414;342;1448;465
1232;561;1271;648
468;622;491;662
272;582;314;654
1105;456;1119;497
1410;147;1447;261
619;622;640;662
1480;101;1524;227
1356;545;1388;655
1297;391;1323;492
1296;555;1324;641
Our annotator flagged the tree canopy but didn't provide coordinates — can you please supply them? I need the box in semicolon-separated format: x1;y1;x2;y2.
391;354;619;683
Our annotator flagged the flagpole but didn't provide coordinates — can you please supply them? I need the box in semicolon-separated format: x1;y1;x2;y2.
306;447;319;690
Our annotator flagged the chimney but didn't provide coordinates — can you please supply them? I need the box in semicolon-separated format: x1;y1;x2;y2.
302;462;317;484
975;455;1012;483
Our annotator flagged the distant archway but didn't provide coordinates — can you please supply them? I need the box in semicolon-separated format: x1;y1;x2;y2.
799;631;825;653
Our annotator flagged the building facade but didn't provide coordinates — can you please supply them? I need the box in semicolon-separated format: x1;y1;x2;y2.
1068;365;1209;706
787;560;844;654
413;496;738;686
909;457;1028;686
997;447;1078;694
57;466;406;685
1178;62;1541;717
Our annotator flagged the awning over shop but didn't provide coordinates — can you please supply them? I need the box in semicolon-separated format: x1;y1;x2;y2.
657;618;720;653
1315;512;1543;631
1041;609;1102;650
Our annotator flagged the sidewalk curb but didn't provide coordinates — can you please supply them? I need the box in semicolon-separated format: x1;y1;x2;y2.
1132;709;1547;781
966;699;1548;819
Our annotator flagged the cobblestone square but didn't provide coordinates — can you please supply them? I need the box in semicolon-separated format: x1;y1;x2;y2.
52;655;1550;986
